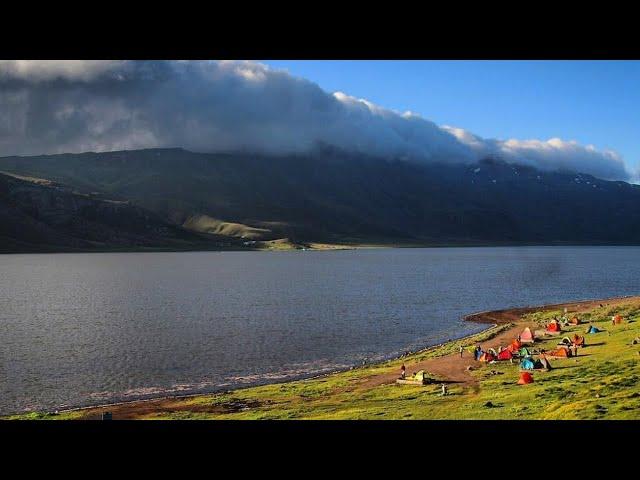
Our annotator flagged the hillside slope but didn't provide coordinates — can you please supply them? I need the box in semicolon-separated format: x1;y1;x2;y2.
2;148;640;248
0;171;240;253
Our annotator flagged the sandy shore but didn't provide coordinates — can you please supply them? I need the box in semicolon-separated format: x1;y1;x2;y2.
11;294;640;420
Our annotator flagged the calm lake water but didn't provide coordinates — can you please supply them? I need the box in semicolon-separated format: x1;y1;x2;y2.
1;246;638;414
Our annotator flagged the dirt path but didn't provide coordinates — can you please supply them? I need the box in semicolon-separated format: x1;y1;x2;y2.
357;323;527;392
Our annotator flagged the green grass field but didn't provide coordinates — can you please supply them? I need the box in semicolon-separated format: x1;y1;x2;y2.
5;301;640;420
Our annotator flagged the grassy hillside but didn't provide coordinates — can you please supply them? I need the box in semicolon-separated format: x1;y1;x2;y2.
9;298;640;420
183;214;274;240
0;171;246;253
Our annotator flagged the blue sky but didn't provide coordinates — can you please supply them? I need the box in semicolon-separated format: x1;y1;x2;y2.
264;60;640;172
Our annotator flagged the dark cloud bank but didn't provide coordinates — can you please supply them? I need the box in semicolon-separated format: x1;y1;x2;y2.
0;60;631;181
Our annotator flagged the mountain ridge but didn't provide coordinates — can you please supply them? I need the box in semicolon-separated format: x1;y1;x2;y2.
1;148;640;252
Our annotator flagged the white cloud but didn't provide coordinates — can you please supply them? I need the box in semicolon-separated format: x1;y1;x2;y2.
0;60;632;181
0;60;128;82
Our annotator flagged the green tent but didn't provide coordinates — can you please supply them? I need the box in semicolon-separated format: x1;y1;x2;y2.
413;370;428;382
519;347;530;357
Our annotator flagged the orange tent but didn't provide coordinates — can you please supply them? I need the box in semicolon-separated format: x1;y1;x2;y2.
547;346;572;358
572;334;585;347
570;317;581;325
612;315;624;325
520;327;535;343
546;320;561;332
507;339;522;352
517;372;534;384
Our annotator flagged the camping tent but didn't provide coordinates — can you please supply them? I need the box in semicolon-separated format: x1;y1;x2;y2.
612;315;624;325
518;372;534;384
520;357;536;370
547;320;561;332
479;352;496;362
507;339;522;352
497;349;513;360
559;336;572;346
573;334;585;347
570;317;581;325
520;327;535;343
587;325;601;334
547;346;572;358
519;347;530;357
539;356;552;370
413;370;429;382
474;349;484;361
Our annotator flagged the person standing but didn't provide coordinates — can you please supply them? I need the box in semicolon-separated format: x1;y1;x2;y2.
459;346;464;358
400;363;406;379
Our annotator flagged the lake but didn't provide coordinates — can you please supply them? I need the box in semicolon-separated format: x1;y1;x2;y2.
1;246;638;414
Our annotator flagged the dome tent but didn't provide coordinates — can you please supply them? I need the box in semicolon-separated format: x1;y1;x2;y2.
479;352;496;362
518;372;534;385
539;356;552;370
497;349;513;360
546;346;572;358
519;327;535;344
546;320;561;333
573;334;585;346
520;357;536;370
507;339;522;352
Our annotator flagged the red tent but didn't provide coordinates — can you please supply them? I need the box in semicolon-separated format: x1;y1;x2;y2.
546;320;561;332
613;315;624;325
497;349;513;360
517;372;534;384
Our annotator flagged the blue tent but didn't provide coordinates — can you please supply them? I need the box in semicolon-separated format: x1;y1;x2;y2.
520;357;536;370
474;349;484;361
587;326;601;334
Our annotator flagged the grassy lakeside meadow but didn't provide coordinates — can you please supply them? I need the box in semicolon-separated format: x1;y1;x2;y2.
5;298;640;420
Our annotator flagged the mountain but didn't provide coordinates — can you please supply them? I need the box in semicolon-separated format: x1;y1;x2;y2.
1;147;640;252
0;170;246;253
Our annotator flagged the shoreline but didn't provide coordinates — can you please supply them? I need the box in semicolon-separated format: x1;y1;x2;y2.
463;294;638;324
9;293;638;419
17;320;496;417
6;243;640;256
